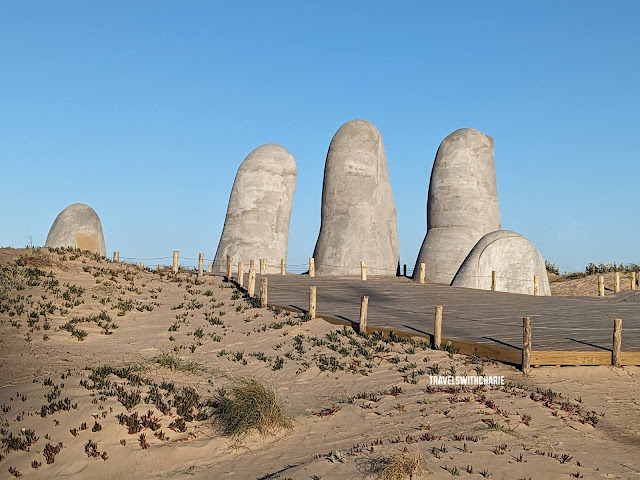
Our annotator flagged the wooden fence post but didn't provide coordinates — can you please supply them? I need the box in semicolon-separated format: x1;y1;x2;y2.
238;261;244;288
309;286;316;319
309;257;315;277
522;317;532;373
248;268;256;297
260;277;268;308
281;259;286;276
403;264;407;277
226;254;231;280
113;251;119;262
198;253;204;278
632;272;637;291
419;263;426;284
614;272;620;293
359;296;369;334
361;261;367;281
172;251;179;274
613;318;622;367
249;259;254;272
491;270;497;292
434;305;442;349
533;275;540;296
598;275;605;297
208;261;213;273
139;262;144;269
260;258;266;275
156;265;160;272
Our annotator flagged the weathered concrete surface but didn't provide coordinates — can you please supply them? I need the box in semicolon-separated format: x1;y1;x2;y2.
313;119;399;276
452;230;551;296
414;128;500;284
45;203;106;256
213;144;296;275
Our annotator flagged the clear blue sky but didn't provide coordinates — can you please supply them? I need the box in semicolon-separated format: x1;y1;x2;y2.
1;1;639;272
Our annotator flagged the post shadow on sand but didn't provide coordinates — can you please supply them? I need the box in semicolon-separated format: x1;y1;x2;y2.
287;304;306;314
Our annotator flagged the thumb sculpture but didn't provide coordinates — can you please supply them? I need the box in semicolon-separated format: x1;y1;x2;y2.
452;230;551;296
45;203;106;256
313;119;399;276
213;144;297;275
414;128;500;284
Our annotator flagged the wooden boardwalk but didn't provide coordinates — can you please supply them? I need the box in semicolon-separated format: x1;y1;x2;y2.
246;274;640;366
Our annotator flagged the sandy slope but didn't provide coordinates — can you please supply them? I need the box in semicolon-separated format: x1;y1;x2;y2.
549;271;639;297
0;248;638;479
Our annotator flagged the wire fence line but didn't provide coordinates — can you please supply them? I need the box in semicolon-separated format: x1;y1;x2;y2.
116;254;214;269
119;256;173;261
210;259;401;275
114;252;546;289
217;258;546;283
219;259;413;277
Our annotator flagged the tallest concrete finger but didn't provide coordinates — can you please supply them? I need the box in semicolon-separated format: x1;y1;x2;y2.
313;119;399;276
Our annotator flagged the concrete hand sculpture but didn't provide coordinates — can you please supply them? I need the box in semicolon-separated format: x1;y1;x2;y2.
313;119;399;276
45;203;106;256
452;230;551;296
414;128;500;284
213;144;297;275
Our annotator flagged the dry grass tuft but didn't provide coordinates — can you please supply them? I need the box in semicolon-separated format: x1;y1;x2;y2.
368;448;426;480
212;376;292;443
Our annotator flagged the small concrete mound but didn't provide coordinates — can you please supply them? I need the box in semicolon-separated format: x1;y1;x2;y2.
213;143;296;275
414;128;501;284
451;230;551;296
313;119;399;276
45;203;106;256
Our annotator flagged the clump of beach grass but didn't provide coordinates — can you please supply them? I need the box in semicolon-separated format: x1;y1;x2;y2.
368;448;426;480
212;376;292;444
148;352;204;373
